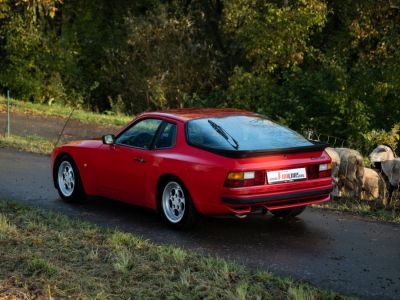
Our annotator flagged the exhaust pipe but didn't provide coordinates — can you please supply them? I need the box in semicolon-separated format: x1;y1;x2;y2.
235;213;248;219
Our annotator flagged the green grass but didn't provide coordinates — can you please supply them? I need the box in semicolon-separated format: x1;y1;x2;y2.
0;200;348;299
0;134;55;155
0;96;132;127
313;198;400;223
0;213;17;239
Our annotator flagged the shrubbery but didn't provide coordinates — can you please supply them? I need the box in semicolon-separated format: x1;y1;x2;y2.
0;0;399;148
362;124;400;155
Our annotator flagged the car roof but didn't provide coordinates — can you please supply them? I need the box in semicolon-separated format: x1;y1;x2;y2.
142;108;257;122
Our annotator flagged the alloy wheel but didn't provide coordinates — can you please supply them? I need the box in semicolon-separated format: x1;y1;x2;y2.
162;181;186;223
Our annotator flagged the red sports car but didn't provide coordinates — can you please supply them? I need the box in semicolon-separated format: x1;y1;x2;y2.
51;109;332;228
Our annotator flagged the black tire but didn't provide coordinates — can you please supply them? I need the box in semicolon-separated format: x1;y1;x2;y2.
54;155;86;203
158;177;200;229
270;206;306;218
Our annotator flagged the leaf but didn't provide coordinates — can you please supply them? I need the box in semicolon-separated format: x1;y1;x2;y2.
49;7;56;18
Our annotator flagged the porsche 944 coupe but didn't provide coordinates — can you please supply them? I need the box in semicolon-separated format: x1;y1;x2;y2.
52;109;332;228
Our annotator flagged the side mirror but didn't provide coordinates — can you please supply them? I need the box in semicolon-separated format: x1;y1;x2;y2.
102;134;115;145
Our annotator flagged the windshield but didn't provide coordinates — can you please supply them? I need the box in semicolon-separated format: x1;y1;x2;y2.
186;115;313;151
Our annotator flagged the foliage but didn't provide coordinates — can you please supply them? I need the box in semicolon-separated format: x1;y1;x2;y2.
110;4;224;113
362;124;400;154
0;0;399;147
224;0;328;120
224;0;327;74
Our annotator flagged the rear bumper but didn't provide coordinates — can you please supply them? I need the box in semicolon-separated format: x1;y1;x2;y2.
220;186;332;213
222;187;332;205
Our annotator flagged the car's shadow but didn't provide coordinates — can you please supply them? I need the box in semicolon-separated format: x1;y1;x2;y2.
55;195;330;267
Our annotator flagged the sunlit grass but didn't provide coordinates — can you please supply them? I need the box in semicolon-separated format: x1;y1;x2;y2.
288;284;323;300
0;134;55;154
0;96;132;127
313;198;400;223
0;199;348;299
0;213;17;239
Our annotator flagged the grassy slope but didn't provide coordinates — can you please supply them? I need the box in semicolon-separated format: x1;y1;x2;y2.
314;200;400;223
0;97;128;154
0;96;132;127
0;200;346;299
0;134;55;155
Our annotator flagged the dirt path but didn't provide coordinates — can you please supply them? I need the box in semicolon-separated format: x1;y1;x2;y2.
0;148;399;299
0;111;118;142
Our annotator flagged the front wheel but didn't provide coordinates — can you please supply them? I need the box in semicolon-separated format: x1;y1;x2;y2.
159;179;199;229
55;155;85;203
270;206;306;218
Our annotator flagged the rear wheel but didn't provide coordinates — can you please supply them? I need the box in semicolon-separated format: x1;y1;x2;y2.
55;155;85;203
270;206;306;218
159;179;199;229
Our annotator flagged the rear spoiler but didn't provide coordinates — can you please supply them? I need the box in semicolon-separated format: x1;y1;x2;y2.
191;141;329;158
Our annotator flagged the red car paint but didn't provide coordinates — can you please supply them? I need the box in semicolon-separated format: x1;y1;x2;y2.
51;109;332;215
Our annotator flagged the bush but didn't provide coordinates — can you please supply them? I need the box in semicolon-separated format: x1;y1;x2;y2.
362;124;400;155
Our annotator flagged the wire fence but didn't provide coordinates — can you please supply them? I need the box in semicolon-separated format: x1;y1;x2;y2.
303;129;355;149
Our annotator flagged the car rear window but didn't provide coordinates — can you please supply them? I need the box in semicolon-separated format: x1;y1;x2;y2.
186;115;313;151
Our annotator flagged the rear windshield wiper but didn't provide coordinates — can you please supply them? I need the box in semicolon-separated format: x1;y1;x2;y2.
208;120;239;150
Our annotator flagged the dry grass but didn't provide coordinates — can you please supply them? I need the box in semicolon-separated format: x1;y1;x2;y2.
0;134;55;155
0;97;131;127
0;200;348;299
313;197;400;223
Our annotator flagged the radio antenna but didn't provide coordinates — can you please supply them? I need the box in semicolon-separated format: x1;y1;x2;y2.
54;107;76;148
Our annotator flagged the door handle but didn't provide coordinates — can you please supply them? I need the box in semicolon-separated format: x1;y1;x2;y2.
134;157;145;163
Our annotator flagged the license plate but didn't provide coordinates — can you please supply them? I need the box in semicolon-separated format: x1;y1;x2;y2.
267;168;307;184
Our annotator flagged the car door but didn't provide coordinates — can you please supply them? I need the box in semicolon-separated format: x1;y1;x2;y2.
96;118;163;205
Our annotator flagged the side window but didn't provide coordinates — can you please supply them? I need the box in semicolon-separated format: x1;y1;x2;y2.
116;119;162;149
154;122;177;149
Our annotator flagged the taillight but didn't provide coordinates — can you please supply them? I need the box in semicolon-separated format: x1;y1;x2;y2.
308;163;332;179
319;163;332;177
225;170;265;187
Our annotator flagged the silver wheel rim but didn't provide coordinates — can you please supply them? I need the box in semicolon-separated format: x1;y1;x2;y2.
162;181;186;223
57;161;75;197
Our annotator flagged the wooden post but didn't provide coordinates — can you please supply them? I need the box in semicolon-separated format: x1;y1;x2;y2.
6;90;10;137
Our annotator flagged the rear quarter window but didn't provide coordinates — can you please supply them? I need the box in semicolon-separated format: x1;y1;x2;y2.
154;123;177;149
